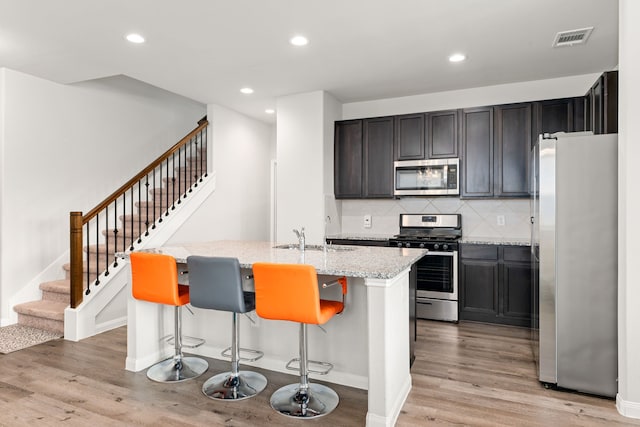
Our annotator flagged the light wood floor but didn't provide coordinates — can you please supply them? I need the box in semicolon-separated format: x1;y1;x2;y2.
0;320;637;426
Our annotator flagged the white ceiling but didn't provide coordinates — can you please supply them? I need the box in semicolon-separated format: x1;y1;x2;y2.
0;0;618;123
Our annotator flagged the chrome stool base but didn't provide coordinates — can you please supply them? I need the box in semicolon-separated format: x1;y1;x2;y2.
270;383;339;418
146;356;208;383
202;370;267;400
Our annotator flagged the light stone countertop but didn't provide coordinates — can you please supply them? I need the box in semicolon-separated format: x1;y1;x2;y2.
137;240;427;280
461;237;531;246
326;233;395;241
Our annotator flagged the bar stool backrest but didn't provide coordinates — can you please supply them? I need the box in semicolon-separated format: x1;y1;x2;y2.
252;263;323;325
130;252;185;306
187;256;250;313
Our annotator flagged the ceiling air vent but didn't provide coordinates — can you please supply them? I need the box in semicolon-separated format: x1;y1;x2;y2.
552;27;594;47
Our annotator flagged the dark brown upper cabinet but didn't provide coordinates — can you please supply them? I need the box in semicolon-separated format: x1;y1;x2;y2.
494;103;531;198
395;113;425;160
586;70;618;135
460;107;494;198
363;116;395;198
531;97;584;147
395;110;458;161
335;117;394;199
334;120;363;198
427;110;458;159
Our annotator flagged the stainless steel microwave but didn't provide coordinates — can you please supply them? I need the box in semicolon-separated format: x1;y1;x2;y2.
394;158;459;196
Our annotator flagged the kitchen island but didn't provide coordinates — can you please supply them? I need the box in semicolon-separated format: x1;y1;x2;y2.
125;240;426;427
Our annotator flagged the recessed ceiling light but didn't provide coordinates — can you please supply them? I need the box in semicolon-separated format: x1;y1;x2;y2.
449;53;466;63
240;87;254;94
265;109;276;114
290;35;309;46
125;33;145;44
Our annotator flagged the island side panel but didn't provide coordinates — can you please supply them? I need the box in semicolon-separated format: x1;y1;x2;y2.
365;268;412;427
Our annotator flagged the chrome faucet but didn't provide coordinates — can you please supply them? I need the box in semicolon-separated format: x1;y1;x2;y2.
293;227;305;251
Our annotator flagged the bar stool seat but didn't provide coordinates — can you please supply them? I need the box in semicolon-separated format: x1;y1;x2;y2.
187;255;267;400
130;252;208;383
252;262;347;419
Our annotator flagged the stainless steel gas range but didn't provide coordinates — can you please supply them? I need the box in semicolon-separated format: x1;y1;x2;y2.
389;213;461;322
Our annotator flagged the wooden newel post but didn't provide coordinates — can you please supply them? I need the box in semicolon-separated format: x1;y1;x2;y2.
70;211;84;308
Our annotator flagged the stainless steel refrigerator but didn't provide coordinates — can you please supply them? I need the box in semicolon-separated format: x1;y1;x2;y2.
531;131;618;397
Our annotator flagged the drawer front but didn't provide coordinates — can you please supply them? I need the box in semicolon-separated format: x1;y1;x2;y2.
503;246;531;262
460;244;498;260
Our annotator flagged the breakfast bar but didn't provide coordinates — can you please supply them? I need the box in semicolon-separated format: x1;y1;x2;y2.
124;240;426;427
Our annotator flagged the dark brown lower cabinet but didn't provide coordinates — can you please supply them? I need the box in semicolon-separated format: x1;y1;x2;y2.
459;244;532;327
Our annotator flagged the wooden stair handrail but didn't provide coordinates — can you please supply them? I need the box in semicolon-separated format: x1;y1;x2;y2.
83;120;208;224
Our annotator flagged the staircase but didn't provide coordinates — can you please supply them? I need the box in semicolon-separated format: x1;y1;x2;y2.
13;149;207;335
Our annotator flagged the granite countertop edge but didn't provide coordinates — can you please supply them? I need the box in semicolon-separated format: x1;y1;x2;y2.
460;238;531;246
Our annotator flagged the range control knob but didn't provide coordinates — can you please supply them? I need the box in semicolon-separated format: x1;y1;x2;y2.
396;242;403;248
419;243;425;249
433;243;440;250
443;244;449;251
405;242;411;248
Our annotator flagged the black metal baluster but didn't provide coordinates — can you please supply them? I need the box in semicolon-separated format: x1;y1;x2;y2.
165;158;170;216
171;153;176;210
200;130;205;181
145;175;150;236
154;168;162;224
203;129;208;177
137;180;142;243
177;147;183;205
105;208;110;276
129;189;134;250
189;136;194;193
95;214;100;286
193;135;199;188
85;222;91;296
113;199;119;268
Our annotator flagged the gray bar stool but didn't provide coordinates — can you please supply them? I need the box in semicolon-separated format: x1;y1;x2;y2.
187;255;267;400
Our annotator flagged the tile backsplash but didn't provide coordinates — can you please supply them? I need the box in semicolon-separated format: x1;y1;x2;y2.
339;197;531;240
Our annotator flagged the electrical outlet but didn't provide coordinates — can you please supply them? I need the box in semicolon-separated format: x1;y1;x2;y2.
363;214;372;228
497;215;506;226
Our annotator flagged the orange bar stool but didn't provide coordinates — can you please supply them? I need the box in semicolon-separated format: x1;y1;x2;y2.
252;262;347;419
187;255;267;400
130;252;208;382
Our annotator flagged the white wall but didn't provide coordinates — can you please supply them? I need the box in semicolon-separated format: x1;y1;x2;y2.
166;104;273;243
275;91;327;245
617;0;640;418
343;73;601;119
0;68;205;324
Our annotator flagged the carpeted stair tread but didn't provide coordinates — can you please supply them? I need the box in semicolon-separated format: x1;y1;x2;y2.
13;300;67;321
40;279;70;294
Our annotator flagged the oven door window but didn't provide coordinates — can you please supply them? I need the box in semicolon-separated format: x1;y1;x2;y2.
417;254;454;293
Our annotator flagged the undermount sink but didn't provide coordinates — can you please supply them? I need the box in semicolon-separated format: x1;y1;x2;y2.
273;243;355;252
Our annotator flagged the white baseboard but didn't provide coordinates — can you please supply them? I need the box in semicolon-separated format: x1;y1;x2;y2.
617;394;640;419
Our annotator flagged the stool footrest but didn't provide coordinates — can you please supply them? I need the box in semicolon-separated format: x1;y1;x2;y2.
221;347;264;362
165;335;205;349
285;358;333;375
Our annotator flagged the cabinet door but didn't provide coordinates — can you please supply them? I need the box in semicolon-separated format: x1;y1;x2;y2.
494;103;531;197
363;117;394;198
427;110;458;158
395;113;425;160
334;120;363;198
531;98;574;147
459;259;499;322
502;262;533;327
460;107;494;198
588;71;618;134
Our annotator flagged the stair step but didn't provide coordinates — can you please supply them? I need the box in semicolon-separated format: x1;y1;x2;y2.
14;300;66;324
85;243;119;256
14;300;67;335
40;280;70;303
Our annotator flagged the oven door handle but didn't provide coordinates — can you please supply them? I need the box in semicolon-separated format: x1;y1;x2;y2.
425;251;456;256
